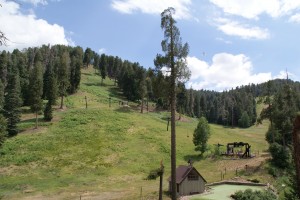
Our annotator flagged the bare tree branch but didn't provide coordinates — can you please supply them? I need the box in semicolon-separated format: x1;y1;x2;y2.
0;31;8;46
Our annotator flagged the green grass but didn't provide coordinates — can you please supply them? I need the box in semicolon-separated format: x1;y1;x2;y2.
0;67;271;199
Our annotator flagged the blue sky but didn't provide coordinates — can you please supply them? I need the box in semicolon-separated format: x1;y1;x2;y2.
1;0;300;91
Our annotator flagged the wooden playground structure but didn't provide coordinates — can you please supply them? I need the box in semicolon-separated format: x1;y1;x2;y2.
220;142;252;158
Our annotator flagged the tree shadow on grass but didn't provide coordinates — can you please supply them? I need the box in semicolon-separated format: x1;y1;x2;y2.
18;117;50;132
108;87;125;100
83;82;102;87
183;153;205;163
114;106;133;113
81;72;95;76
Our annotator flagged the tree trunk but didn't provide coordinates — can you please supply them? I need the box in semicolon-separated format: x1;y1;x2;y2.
35;111;38;129
159;170;164;200
85;96;88;109
293;114;300;198
60;95;64;109
170;18;177;200
147;97;149;112
141;98;144;113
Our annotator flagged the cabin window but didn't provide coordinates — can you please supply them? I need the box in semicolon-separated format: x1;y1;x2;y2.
188;174;199;181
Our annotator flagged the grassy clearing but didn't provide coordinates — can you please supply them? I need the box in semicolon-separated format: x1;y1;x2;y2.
0;67;271;199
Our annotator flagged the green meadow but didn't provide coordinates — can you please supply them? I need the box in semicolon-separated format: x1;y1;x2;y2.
0;68;272;199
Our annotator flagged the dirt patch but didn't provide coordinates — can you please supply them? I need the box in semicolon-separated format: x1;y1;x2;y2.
216;153;270;172
19;127;48;135
177;115;191;122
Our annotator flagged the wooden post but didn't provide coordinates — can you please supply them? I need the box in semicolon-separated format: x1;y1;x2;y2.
167;117;170;131
159;161;164;200
85;96;87;109
109;97;111;107
140;186;143;200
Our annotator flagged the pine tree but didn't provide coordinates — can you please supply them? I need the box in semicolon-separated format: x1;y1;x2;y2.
138;69;147;113
0;114;7;147
29;61;43;128
70;47;82;93
99;54;107;85
0;80;6;146
3;71;22;136
0;51;8;86
69;54;82;94
193;117;211;154
43;62;57;105
0;81;4;108
238;111;250;128
57;52;70;109
83;47;93;68
113;56;122;85
154;7;190;199
43;100;53;121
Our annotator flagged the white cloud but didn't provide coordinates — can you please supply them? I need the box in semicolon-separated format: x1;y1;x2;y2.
187;53;272;91
215;18;270;40
216;37;232;44
20;0;61;6
99;48;106;54
274;70;294;79
0;0;70;51
210;0;300;20
111;0;192;19
20;0;48;6
289;13;300;23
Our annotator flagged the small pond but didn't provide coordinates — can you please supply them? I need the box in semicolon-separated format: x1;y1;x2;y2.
190;184;265;200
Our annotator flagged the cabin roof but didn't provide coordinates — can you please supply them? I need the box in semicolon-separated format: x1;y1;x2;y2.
168;165;207;184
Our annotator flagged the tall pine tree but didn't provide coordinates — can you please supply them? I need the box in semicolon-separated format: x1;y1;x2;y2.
57;52;70;109
29;61;43;128
4;70;22;136
99;53;107;85
154;7;190;199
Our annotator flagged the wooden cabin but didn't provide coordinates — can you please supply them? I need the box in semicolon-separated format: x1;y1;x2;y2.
168;165;207;196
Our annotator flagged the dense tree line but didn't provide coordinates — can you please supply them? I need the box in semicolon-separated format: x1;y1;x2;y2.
89;51;258;128
88;53;300;131
0;44;83;140
258;80;300;199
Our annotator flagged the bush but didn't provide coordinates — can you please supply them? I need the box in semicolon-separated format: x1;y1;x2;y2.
269;143;290;169
267;165;279;177
231;189;277;200
147;168;162;180
265;125;281;144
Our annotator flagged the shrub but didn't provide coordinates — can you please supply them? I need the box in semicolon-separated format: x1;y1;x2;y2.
147;168;161;180
265;125;281;144
269;143;290;169
231;189;277;200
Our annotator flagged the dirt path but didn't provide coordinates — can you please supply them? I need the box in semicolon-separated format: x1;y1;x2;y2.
215;153;270;178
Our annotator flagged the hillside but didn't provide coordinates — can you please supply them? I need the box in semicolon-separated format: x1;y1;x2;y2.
0;67;272;200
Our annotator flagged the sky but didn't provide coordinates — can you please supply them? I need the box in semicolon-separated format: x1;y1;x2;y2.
1;0;300;91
